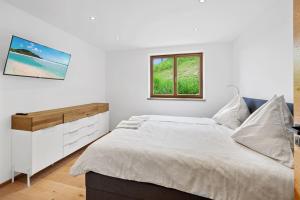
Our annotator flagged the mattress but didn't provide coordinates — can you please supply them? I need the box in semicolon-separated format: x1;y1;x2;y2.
71;115;293;200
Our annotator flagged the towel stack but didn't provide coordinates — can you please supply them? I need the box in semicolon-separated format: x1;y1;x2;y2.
116;116;149;130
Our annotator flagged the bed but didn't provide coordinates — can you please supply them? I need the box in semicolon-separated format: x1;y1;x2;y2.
71;97;294;200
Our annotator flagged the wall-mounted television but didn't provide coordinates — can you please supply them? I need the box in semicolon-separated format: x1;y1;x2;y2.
3;36;71;80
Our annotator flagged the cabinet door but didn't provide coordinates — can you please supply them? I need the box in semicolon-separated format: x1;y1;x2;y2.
12;131;32;174
32;125;63;174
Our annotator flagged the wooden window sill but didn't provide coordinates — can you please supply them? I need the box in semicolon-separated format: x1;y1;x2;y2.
147;97;206;101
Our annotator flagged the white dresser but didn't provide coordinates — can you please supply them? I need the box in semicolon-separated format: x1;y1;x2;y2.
11;111;109;187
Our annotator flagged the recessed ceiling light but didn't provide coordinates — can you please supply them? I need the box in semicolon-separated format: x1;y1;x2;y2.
116;35;120;41
199;0;206;3
89;16;96;20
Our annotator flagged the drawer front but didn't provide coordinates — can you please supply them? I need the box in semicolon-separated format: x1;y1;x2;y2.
87;129;102;142
87;115;98;127
63;117;90;134
64;128;83;146
64;131;99;156
64;123;97;145
32;125;63;174
64;140;79;157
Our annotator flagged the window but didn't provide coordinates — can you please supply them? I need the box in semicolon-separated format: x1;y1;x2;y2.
150;53;203;99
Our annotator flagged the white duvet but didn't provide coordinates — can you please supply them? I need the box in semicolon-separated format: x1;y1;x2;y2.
70;115;293;200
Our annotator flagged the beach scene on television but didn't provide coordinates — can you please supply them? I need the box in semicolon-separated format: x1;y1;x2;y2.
4;36;71;80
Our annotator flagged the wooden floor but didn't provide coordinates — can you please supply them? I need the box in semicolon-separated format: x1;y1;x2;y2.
0;149;85;200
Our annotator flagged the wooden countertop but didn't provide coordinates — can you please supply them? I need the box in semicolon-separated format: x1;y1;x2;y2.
12;103;109;132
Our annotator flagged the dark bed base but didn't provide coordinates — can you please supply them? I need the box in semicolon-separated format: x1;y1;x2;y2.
86;172;211;200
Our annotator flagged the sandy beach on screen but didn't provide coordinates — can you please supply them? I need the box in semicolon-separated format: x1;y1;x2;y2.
5;59;61;79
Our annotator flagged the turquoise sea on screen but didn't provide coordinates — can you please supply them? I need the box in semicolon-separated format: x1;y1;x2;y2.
7;52;68;79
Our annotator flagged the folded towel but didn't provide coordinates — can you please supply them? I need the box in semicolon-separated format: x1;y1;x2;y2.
116;120;141;129
116;116;149;130
116;124;140;129
122;120;141;125
129;116;149;122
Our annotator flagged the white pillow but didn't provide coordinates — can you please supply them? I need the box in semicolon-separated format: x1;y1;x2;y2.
231;96;294;168
280;97;293;127
278;96;294;151
213;95;250;129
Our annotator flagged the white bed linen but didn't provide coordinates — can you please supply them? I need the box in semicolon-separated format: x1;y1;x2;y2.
70;115;293;200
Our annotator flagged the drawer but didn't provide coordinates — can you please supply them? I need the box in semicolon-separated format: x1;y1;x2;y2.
63;117;89;134
64;139;82;157
87;129;101;142
64;123;97;145
78;130;100;149
86;114;98;127
64;128;83;145
63;136;89;157
63;131;100;157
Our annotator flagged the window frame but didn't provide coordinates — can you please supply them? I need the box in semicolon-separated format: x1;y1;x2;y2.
150;52;203;99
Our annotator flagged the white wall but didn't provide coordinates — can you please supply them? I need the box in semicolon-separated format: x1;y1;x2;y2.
107;43;234;128
0;1;106;183
233;0;293;102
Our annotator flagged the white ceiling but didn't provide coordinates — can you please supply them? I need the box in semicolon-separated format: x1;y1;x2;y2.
5;0;279;51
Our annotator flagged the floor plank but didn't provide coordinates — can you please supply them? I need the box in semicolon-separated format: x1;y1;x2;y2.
0;149;85;200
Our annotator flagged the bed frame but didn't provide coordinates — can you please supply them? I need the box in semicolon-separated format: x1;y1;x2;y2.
86;172;210;200
85;97;293;200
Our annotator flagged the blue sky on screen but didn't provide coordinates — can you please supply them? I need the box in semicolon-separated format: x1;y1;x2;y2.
10;36;71;66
